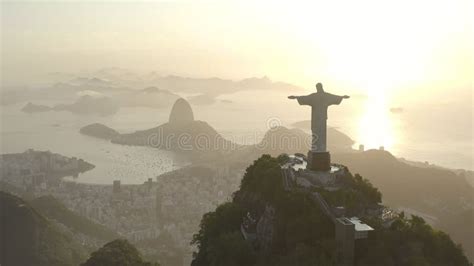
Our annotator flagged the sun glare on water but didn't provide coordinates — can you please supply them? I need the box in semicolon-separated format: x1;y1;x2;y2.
357;86;395;151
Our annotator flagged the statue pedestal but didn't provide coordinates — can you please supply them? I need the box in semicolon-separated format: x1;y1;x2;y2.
307;151;331;171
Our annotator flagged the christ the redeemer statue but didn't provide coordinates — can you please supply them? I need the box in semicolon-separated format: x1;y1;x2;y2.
288;82;349;171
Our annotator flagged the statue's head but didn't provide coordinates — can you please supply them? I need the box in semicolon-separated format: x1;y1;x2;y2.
316;83;324;93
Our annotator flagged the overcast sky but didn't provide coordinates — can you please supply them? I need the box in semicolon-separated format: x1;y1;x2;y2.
1;0;472;102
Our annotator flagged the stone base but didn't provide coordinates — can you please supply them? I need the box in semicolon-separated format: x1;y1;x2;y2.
307;151;331;171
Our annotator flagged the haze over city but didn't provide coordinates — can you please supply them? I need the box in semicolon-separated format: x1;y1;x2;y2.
1;1;473;266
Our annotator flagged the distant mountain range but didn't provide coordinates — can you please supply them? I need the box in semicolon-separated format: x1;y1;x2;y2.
3;68;304;109
21;95;119;116
51;68;303;94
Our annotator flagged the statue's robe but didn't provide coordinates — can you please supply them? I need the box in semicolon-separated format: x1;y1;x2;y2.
297;92;344;152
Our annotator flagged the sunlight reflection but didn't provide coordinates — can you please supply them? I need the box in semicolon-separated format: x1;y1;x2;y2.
357;86;395;151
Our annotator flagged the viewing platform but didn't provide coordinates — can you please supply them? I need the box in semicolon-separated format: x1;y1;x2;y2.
281;154;348;190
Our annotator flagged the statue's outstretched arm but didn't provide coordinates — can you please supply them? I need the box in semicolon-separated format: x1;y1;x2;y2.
331;93;350;99
288;95;299;99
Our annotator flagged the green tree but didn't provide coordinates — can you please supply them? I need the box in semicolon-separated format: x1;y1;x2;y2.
191;202;248;266
356;215;471;266
206;232;256;266
239;154;284;203
81;239;158;266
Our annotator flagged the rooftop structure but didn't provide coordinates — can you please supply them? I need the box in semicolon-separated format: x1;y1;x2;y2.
350;217;374;240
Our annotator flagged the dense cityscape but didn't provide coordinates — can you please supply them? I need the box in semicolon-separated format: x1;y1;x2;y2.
0;149;244;265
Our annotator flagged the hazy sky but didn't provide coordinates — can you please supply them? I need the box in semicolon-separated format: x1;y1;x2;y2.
1;0;472;100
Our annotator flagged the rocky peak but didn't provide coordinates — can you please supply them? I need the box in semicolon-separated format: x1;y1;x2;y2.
168;98;194;125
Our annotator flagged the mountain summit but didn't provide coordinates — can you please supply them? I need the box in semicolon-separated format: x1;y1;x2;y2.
169;98;194;125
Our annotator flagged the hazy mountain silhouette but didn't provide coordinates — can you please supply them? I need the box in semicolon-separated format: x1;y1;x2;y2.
333;150;473;213
21;102;51;113
217;126;355;165
4;69;308;111
110;98;236;159
168;98;194;125
40;70;303;106
30;195;118;242
69;77;113;88
23;95;119;116
80;123;120;139
0;191;87;266
291;120;355;151
153;75;301;105
332;149;474;259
